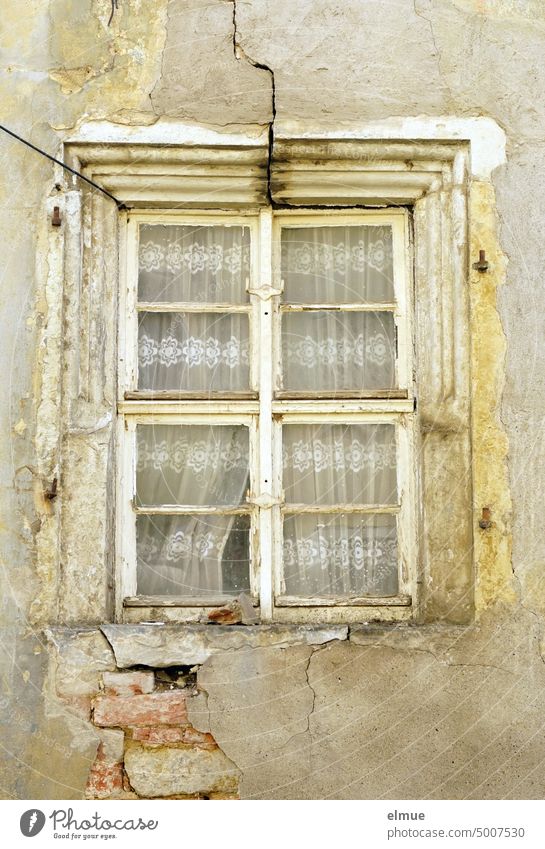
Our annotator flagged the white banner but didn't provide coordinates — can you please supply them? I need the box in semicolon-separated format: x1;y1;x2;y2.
3;800;544;849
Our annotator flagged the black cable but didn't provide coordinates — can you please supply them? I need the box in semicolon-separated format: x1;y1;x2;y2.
0;123;125;209
108;0;118;27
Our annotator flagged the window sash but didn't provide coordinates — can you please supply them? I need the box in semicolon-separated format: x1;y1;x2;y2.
117;208;416;618
122;212;261;399
271;411;414;607
119;413;260;604
271;211;411;398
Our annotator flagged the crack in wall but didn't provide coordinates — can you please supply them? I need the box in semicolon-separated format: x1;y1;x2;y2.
281;643;338;750
510;568;545;665
149;0;171;118
347;638;524;676
187;677;243;792
413;0;454;107
303;647;318;734
232;0;276;204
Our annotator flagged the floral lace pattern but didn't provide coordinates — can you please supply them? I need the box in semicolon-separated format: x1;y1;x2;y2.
137;438;248;474
139;239;251;277
285;332;390;369
283;532;397;575
283;232;393;277
138;529;220;562
283;438;396;474
139;333;249;370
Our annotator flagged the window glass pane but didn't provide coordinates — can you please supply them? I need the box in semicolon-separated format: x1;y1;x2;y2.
281;225;394;304
283;423;397;505
138;224;250;303
136;424;249;506
282;514;398;598
136;514;250;597
138;312;250;391
281;311;395;392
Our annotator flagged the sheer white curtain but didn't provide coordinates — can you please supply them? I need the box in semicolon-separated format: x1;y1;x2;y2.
135;224;252;596
136;425;250;596
280;226;399;597
281;226;396;393
137;224;251;393
282;424;398;597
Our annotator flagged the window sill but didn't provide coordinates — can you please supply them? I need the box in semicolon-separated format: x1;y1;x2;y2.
123;594;411;608
276;595;411;607
121;595;413;625
100;621;468;668
102;622;349;667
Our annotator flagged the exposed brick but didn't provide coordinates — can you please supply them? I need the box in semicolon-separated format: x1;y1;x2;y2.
93;691;188;727
180;727;218;749
103;671;155;697
85;744;124;800
130;726;186;745
130;725;217;749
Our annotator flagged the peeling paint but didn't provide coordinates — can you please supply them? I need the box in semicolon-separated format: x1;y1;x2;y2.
470;181;517;611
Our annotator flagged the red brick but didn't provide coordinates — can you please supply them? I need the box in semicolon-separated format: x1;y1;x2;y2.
85;744;124;799
180;727;218;749
130;725;217;749
103;671;155;697
130;726;186;744
93;691;188;727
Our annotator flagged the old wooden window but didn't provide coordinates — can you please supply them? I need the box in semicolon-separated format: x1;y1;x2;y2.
118;208;416;622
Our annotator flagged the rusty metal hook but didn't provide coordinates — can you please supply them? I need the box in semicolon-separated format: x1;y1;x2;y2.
473;250;489;273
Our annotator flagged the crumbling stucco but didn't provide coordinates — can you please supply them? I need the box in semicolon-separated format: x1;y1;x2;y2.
186;609;545;799
470;181;517;611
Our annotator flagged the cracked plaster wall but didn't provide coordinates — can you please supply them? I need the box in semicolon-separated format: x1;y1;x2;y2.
1;0;545;799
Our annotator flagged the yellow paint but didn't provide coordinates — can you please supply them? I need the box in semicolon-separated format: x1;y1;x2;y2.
470;181;517;611
49;67;96;95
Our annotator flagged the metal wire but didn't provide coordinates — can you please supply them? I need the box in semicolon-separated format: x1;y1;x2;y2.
0;123;125;209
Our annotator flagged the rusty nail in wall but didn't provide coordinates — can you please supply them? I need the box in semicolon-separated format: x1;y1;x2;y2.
479;506;492;529
473;250;489;272
44;477;58;500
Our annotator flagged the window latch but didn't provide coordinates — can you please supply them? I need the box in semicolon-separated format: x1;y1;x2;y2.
246;278;284;301
246;492;283;509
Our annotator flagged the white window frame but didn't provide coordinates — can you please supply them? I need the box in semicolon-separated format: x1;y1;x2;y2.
116;207;417;623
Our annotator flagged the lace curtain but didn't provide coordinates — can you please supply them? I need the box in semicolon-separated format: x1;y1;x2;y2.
137;224;251;392
280;226;398;597
281;226;396;392
135;426;250;596
134;222;399;599
135;225;252;595
282;423;398;597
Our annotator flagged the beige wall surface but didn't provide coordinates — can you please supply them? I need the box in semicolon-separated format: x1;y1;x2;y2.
2;0;545;799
